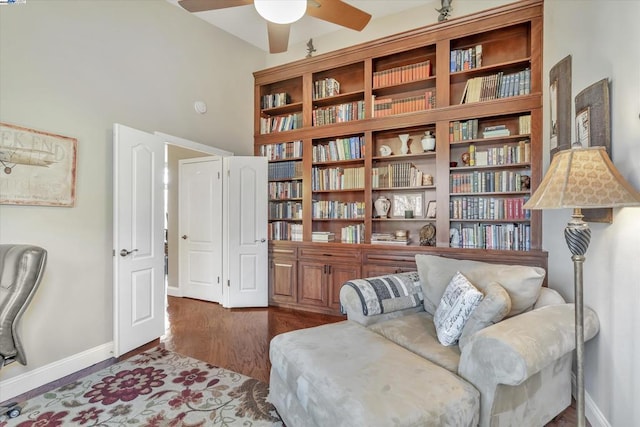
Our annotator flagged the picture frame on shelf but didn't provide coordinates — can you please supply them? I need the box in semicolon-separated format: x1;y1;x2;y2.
548;55;572;157
426;200;437;218
575;78;612;223
392;193;423;218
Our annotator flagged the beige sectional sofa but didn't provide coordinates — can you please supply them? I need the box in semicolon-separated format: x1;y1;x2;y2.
269;254;600;427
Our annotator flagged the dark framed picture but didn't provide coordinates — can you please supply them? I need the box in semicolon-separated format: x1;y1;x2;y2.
548;55;572;157
575;78;612;223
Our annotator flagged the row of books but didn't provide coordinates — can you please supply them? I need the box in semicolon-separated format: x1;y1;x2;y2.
268;201;302;220
269;222;303;241
450;45;482;72
260;112;303;134
372;90;436;117
373;60;431;88
450;171;529;194
268;161;303;181
312;231;335;242
519;115;532;135
450;223;531;251
341;224;365;244
460;68;531;104
449;115;531;142
312;101;366;126
372;162;427;188
312;136;365;162
312;166;365;191
449;196;531;220
481;124;511;138
371;233;411;246
261;92;289;109
313;78;340;100
260;140;303;161
468;141;531;167
450;119;480;141
269;181;302;200
312;200;365;219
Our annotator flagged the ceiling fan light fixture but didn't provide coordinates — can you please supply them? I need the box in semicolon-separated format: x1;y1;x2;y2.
254;0;306;25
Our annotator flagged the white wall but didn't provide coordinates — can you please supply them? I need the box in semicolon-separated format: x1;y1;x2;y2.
544;1;640;426
0;0;263;389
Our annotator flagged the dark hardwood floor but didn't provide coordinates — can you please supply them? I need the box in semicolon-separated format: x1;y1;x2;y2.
4;296;583;425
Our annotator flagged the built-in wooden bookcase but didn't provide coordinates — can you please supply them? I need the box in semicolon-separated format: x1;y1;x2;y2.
255;0;547;315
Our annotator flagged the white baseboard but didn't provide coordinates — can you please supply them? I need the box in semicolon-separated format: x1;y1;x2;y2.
167;285;182;297
572;372;611;427
0;342;114;402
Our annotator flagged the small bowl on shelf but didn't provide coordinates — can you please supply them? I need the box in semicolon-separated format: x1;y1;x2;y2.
450;161;458;167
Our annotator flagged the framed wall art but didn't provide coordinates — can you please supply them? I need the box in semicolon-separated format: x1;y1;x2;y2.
392;193;423;218
574;78;612;223
548;55;572;157
0;122;77;207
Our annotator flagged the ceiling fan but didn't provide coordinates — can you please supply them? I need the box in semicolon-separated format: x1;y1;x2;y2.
178;0;372;53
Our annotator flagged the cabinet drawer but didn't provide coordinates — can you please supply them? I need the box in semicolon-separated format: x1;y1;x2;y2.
298;246;361;262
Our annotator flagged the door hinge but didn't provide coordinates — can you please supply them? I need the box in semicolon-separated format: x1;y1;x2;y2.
227;279;230;287
217;276;220;284
217;172;221;179
227;170;230;177
112;249;115;257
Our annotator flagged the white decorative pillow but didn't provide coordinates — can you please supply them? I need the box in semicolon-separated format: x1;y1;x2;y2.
434;271;483;346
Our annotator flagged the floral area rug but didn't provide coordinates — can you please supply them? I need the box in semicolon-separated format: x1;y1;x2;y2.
3;347;283;426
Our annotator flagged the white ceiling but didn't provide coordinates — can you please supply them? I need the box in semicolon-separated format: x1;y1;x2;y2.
166;1;432;52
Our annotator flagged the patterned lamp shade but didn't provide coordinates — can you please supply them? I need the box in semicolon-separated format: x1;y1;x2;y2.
524;146;640;210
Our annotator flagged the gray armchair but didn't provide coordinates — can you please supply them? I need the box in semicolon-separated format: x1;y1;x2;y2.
0;244;47;368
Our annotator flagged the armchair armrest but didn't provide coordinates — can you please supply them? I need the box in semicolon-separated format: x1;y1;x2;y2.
459;303;599;386
339;272;425;327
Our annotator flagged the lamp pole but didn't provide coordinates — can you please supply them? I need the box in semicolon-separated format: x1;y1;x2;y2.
564;208;590;427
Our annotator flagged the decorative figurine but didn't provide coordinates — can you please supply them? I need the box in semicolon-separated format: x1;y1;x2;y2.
306;39;316;58
436;0;453;22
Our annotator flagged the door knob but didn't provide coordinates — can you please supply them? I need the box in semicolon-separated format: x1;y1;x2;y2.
181;235;188;240
255;238;266;243
120;249;139;257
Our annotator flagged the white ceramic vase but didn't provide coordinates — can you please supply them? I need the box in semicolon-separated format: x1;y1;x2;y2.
374;196;391;218
398;134;410;155
421;131;436;151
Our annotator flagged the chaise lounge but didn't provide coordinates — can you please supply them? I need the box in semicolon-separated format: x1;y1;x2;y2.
269;254;600;427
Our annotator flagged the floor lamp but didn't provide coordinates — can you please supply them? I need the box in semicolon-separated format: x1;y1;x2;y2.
523;145;640;427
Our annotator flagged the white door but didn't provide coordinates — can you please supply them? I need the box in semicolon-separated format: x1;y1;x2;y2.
113;124;165;357
179;157;223;302
223;156;268;308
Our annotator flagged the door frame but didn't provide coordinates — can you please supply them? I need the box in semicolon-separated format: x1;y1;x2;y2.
113;129;231;356
156;132;232;298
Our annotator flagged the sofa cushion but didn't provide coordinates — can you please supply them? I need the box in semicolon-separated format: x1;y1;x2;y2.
269;320;479;427
458;281;511;349
415;254;545;317
434;272;483;346
369;312;461;373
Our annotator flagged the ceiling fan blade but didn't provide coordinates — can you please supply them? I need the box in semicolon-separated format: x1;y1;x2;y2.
178;0;253;13
267;22;290;53
306;0;371;31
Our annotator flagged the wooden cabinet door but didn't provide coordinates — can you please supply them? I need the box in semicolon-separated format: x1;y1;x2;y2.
328;262;361;312
269;257;297;304
297;261;328;307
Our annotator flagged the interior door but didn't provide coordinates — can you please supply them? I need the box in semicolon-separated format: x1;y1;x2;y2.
223;156;268;308
179;157;223;303
113;124;165;357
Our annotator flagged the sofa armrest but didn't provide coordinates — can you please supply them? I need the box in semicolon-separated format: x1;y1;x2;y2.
459;303;599;386
339;280;425;327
